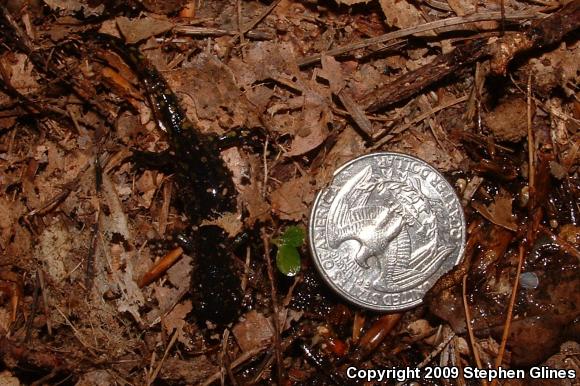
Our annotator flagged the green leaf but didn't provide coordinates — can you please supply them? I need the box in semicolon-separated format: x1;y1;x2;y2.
273;226;305;276
273;225;305;248
276;244;301;277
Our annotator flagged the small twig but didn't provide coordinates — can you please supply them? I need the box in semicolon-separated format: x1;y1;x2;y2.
230;0;282;44
371;95;468;148
146;351;157;383
417;329;456;368
352;312;365;345
262;136;269;197
55;306;101;354
262;232;283;385
466;62;487;124
490;244;526;386
138;247;184;288
30;369;58;386
26;188;72;218
355;313;402;360
85;213;99;293
158;180;172;236
500;0;506;35
422;0;452;12
526;72;535;201
362;38;488;112
298;10;542;67
301;344;345;385
147;329;178;386
65;105;81;135
24;271;41;342
37;270;52;336
336;90;374;137
236;0;245;48
248;350;275;384
85;157;102;293
0;5;33;49
282;275;301;307
221;329;239;386
462;275;489;386
509;73;580;126
173;26;273;40
202;346;269;386
471;201;518;231
450;337;467;386
528;0;561;7
539;225;580;260
240;246;251;292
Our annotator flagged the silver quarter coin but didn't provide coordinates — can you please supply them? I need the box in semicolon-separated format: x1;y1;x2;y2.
309;152;466;311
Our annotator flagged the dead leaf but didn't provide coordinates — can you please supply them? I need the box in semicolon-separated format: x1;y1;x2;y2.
236;41;302;84
279;308;303;330
529;41;580;97
116;16;174;44
388;130;463;172
271;175;314;221
240;180;271;226
135;170;164;209
100;172;131;241
447;0;499;30
142;0;186;15
0;371;19;386
378;0;428;30
333;0;372;5
76;370;115;386
162;300;193;348
33;220;89;286
44;0;105;16
1;53;40;95
447;0;471;16
559;224;580;245
164;53;261;134
484;97;531;142
98;19;121;37
0;195;32;259
232;311;274;351
319;55;373;136
287;91;331;156
320;55;345;94
201;212;243;237
472;189;518;231
158;357;217;384
232;308;303;352
98;173;146;323
167;254;193;288
0;306;12;336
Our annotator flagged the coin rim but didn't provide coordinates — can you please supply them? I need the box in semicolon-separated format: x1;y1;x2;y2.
308;151;466;312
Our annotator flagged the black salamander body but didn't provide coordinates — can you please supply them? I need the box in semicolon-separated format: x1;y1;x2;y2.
100;35;242;325
107;39;237;222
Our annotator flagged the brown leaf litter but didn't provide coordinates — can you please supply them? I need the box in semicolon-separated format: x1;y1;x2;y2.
0;0;578;384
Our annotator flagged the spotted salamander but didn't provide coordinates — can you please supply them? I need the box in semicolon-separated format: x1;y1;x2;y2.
97;35;242;325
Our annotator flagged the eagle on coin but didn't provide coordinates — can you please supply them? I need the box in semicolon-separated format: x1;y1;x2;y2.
326;165;453;292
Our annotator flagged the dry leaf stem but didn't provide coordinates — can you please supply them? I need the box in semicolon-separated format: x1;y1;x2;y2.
490;244;526;386
262;233;283;385
462;275;488;386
